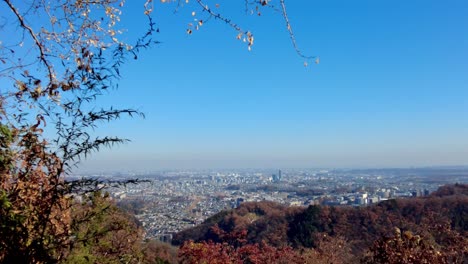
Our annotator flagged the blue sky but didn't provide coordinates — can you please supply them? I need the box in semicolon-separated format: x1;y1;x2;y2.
80;0;468;171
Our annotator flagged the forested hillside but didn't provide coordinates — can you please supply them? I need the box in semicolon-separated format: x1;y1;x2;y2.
174;184;468;263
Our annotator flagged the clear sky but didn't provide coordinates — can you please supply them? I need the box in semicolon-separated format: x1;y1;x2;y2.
79;0;468;171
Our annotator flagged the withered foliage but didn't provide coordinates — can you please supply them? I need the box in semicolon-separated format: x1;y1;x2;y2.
179;226;303;264
0;0;155;261
362;226;467;264
175;185;468;263
0;124;71;263
0;0;312;262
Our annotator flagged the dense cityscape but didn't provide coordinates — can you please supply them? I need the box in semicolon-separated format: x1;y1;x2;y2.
74;167;468;242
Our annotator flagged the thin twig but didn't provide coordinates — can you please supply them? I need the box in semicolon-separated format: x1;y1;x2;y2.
279;0;315;60
3;0;55;83
195;0;244;33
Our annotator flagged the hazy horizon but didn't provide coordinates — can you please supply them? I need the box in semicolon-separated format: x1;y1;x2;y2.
78;150;468;173
76;1;468;172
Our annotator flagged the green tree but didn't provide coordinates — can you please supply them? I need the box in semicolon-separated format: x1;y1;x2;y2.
287;205;324;248
64;192;143;264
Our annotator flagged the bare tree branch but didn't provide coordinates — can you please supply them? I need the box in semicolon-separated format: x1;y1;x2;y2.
279;0;315;60
3;0;55;83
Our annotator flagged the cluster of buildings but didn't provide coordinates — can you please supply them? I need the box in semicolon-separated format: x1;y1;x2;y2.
82;167;468;241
